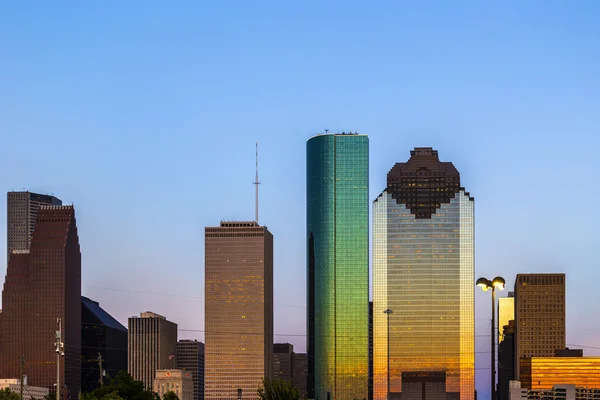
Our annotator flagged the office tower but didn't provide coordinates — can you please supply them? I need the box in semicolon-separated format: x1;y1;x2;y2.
273;343;294;382
508;381;528;400
498;321;515;400
7;191;62;259
128;312;178;390
369;301;374;400
514;274;566;379
498;292;514;343
204;221;273;400
306;133;369;400
373;148;475;400
520;357;600;390
0;205;81;398
153;369;194;400
176;340;204;400
292;353;308;399
81;296;128;393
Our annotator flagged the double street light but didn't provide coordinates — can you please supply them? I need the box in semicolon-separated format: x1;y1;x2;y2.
476;276;505;400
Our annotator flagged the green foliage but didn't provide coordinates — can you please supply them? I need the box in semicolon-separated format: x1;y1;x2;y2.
0;388;20;400
84;370;157;400
81;391;124;400
44;393;56;400
257;378;301;400
162;391;179;400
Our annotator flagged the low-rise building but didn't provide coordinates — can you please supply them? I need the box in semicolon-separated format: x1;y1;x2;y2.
0;378;49;400
153;369;193;400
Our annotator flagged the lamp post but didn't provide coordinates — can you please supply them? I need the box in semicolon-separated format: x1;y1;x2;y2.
476;277;505;400
383;309;393;400
55;318;65;400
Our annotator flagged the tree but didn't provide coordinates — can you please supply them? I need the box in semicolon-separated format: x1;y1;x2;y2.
257;378;301;400
162;391;179;400
84;371;156;400
0;388;20;400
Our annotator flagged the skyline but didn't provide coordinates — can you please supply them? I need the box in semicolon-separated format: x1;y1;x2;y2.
2;2;600;399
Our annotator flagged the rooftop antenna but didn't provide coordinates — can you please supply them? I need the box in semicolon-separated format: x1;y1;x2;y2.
253;142;261;224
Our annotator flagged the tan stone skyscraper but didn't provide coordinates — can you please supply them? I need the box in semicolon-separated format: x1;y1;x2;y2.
204;221;273;400
128;312;178;390
514;273;566;379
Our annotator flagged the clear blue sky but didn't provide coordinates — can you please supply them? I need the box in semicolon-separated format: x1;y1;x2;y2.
1;1;599;398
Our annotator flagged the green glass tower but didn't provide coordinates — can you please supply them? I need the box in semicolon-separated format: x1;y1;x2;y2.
307;133;369;400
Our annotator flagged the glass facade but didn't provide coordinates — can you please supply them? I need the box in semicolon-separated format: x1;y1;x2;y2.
520;357;600;390
373;148;474;400
307;134;369;400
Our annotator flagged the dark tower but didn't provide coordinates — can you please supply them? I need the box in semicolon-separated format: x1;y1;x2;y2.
0;205;81;398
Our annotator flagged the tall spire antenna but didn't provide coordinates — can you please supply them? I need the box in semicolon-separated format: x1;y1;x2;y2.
253;142;261;224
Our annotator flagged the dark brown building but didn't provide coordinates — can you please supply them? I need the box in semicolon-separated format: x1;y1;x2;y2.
0;205;81;398
273;343;294;382
292;353;308;399
204;221;273;400
176;340;205;400
514;273;566;379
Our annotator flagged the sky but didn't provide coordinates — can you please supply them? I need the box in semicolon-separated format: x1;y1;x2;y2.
1;1;600;398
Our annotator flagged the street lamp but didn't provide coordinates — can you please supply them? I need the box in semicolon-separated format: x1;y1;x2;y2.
476;276;505;400
55;318;65;400
383;309;393;400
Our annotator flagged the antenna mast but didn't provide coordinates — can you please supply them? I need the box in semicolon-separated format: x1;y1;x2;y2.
253;143;261;224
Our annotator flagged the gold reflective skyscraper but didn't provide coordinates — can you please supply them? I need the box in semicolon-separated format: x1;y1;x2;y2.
373;148;475;400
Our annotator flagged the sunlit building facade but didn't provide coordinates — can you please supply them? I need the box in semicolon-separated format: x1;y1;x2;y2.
520;357;600;390
373;148;475;400
307;133;369;400
499;293;515;343
204;221;273;400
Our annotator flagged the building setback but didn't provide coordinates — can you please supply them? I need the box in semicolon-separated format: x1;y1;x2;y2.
514;274;566;379
373;148;475;400
306;133;369;400
0;205;81;398
81;296;128;393
204;221;273;400
128;312;177;391
7;191;62;260
176;340;204;400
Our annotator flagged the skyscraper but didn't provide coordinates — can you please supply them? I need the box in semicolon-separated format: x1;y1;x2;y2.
7;191;61;260
128;312;178;390
498;292;515;343
81;296;128;393
273;343;294;383
204;221;273;400
306;132;369;400
176;340;204;400
292;353;308;399
0;205;81;398
514;274;566;379
373;148;475;400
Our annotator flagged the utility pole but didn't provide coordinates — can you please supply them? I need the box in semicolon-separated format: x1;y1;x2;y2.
98;353;104;386
20;355;24;400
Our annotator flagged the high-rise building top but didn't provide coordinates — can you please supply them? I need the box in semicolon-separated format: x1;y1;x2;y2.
204;221;273;400
0;205;81;398
128;312;178;391
514;273;566;378
373;148;475;400
307;133;369;400
273;343;294;383
176;340;205;400
7;191;62;259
